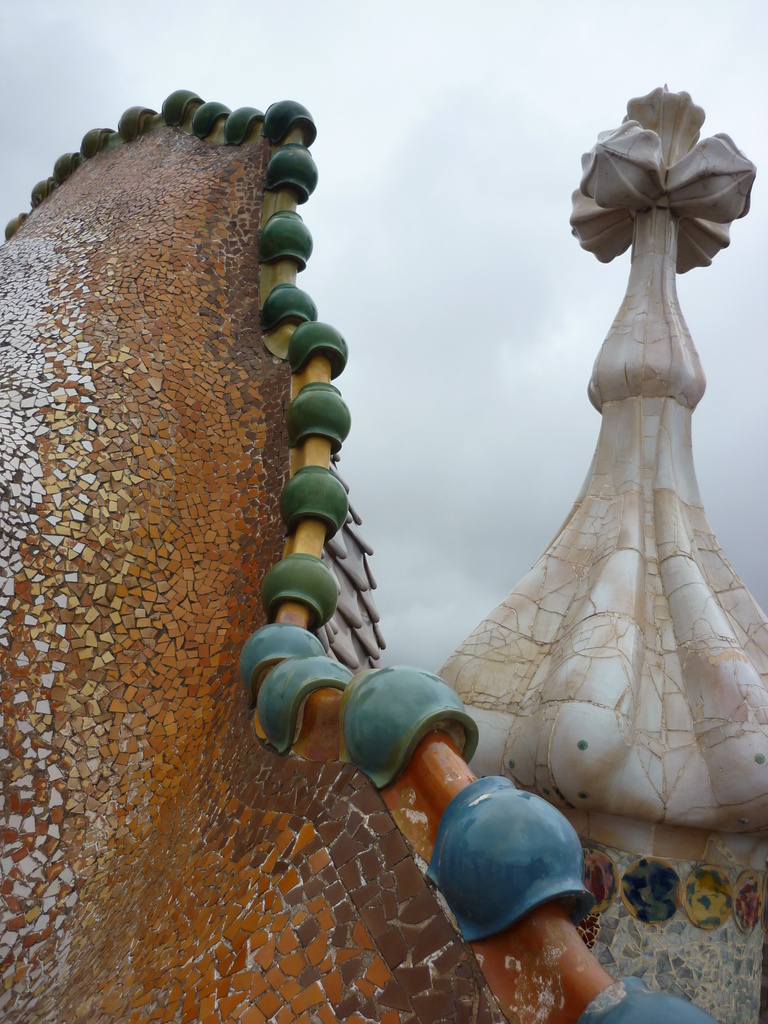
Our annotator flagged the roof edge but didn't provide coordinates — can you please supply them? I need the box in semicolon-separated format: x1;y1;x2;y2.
4;92;316;241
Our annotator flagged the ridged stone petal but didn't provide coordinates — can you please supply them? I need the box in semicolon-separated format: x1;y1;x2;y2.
666;134;755;224
570;190;633;264
580;122;665;212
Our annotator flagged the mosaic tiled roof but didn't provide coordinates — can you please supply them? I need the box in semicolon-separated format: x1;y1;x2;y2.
0;93;413;1022
1;88;730;1024
3;88;386;676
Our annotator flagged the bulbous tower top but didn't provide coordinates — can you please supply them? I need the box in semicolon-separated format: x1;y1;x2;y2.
440;88;767;864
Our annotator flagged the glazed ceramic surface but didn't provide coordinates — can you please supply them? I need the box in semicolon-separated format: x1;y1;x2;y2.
441;88;768;844
583;848;619;913
621;857;681;924
589;844;764;1023
682;865;733;929
733;870;761;933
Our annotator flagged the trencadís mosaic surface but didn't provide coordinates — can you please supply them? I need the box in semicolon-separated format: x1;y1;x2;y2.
580;844;764;1021
1;84;758;1024
440;86;767;1023
0;94;507;1024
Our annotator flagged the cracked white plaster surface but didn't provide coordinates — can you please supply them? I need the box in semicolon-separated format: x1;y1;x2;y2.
440;88;768;854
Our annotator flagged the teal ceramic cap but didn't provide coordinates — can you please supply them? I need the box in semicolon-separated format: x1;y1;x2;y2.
80;128;118;159
257;654;352;752
260;553;338;629
191;101;232;138
260;283;318;332
339;666;479;788
225;106;265;145
238;622;325;705
259;211;314;269
5;214;27;241
280;465;349;537
427;776;594;941
264;144;319;204
263;100;317;146
53;152;82;185
285;382;351;453
288;322;348;379
161;89;203;126
118;106;159;141
578;978;717;1023
31;178;54;208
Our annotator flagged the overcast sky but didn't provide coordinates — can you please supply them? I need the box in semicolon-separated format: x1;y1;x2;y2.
2;1;767;670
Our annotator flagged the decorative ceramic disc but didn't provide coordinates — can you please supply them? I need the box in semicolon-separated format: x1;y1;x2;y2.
584;848;618;913
733;870;761;934
621;858;681;924
683;866;733;929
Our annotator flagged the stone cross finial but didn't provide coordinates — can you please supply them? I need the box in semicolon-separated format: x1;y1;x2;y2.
441;88;768;851
440;87;766;1022
571;86;755;272
571;88;756;414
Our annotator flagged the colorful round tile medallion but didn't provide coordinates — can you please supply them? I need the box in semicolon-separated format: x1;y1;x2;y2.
734;870;761;934
683;865;733;929
621;858;681;924
583;848;618;912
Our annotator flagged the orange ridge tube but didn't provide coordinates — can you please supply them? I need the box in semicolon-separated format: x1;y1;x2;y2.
292;688;343;762
261;355;334;728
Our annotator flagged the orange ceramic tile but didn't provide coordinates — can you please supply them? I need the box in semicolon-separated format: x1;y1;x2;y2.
276;928;299;955
239;1006;266;1024
280;978;302;1001
253;936;276;971
218;993;246;1019
198;994;215;1019
278;948;306;977
317;1004;341;1024
292;821;316;856
256;990;282;1019
351;921;375;951
321;967;343;1005
277;866;300;894
306;933;327;967
292;981;326;1013
249;972;269;1000
336;947;364;963
365;955;391;988
274;1005;295;1024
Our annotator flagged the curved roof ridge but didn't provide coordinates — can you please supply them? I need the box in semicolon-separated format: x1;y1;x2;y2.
4;90;316;241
